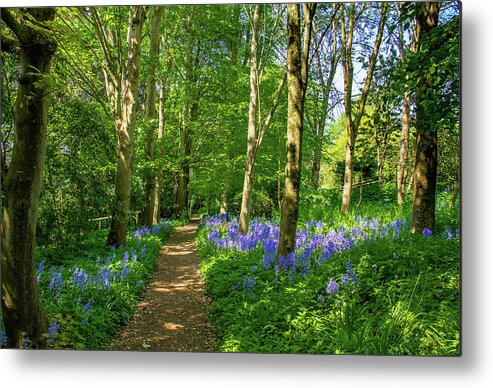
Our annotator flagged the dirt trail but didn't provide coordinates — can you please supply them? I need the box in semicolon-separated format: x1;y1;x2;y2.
110;216;217;352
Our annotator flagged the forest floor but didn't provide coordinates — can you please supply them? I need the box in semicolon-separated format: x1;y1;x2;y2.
109;216;218;352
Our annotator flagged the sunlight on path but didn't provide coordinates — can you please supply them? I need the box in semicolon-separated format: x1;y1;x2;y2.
110;216;217;352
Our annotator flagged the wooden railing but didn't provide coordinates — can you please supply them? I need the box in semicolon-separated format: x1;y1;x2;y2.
90;211;141;230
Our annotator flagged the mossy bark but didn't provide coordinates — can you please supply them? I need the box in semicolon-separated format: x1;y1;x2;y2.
411;2;440;234
1;8;57;348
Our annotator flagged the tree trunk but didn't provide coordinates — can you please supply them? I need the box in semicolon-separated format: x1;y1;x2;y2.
106;6;147;246
311;14;338;190
277;3;315;258
239;4;261;235
143;7;164;227
176;105;191;216
341;130;355;213
311;137;323;189
340;4;355;214
396;4;415;205
411;2;440;234
397;91;411;204
1;8;57;348
153;76;166;223
340;3;387;214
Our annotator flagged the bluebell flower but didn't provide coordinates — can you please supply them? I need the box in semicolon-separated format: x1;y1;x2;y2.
326;278;338;295
37;260;45;274
84;302;92;313
121;265;129;279
46;320;60;345
243;276;256;293
422;228;433;237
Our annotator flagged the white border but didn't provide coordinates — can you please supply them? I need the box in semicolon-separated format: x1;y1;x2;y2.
2;1;493;387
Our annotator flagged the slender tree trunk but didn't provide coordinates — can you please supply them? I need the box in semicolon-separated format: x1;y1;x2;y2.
143;7;164;227
396;4;414;205
411;2;440;234
278;3;315;258
220;6;243;215
175;13;198;218
340;4;355;214
1;8;57;348
340;3;387;214
239;4;261;235
397;91;411;204
311;135;323;189
176;105;191;216
341;129;356;212
153;76;166;222
106;6;147;246
239;5;286;233
311;14;339;190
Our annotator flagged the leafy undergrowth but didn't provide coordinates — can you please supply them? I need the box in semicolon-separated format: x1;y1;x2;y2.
198;196;460;356
1;219;182;350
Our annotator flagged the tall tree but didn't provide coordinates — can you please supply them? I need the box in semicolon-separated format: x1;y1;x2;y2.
396;3;416;205
1;8;57;348
239;4;261;234
174;9;202;217
277;3;316;258
340;3;388;214
142;7;164;226
308;5;340;189
89;6;148;246
411;2;440;234
238;4;286;234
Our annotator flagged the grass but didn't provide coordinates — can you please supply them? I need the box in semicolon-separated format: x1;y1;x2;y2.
197;189;460;355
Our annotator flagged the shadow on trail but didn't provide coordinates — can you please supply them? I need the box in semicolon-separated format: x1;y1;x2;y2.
110;219;217;352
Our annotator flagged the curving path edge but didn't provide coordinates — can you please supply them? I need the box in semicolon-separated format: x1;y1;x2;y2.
110;216;217;352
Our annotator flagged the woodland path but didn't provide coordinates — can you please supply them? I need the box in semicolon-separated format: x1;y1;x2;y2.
110;216;217;352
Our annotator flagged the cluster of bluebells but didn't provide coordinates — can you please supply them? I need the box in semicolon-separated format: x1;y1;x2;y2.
204;214;414;278
33;219;172;329
37;249;142;301
205;215;359;276
0;319;59;348
441;225;460;239
46;320;60;345
204;214;459;301
134;218;171;238
233;276;257;294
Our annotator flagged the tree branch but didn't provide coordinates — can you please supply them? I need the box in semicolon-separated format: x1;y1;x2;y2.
1;8;29;43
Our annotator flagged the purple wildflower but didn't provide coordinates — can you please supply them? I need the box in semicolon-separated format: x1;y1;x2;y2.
326;278;338;295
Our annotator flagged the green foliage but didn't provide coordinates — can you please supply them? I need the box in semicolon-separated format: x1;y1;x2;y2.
36;221;181;349
198;195;460;355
